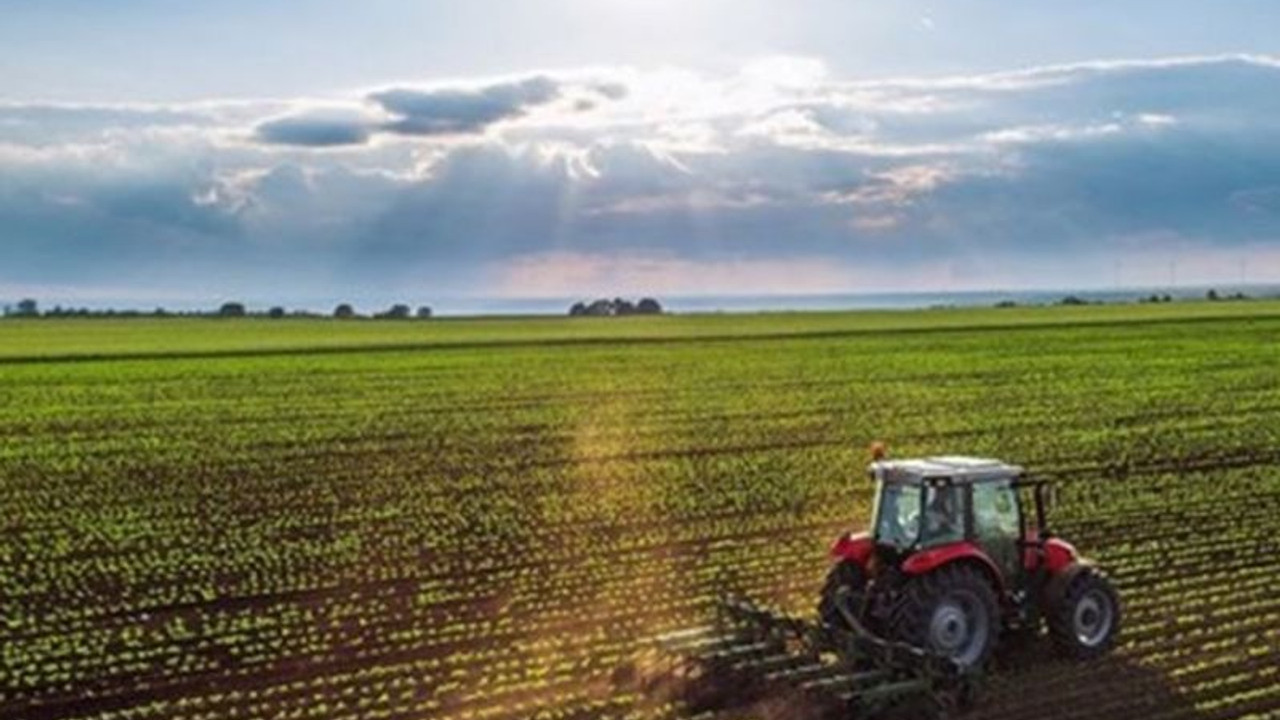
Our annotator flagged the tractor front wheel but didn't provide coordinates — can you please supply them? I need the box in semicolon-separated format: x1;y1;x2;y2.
818;561;867;630
1046;564;1121;659
889;564;999;669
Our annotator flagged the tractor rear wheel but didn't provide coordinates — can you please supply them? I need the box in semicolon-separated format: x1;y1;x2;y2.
1046;564;1120;659
818;561;867;630
889;564;999;669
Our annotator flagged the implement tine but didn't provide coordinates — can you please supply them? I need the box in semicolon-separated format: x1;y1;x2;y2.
651;594;979;718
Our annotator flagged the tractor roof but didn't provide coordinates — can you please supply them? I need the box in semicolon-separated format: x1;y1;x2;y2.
869;456;1023;484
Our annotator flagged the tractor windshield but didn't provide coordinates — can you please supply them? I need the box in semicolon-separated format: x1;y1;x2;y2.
873;482;922;549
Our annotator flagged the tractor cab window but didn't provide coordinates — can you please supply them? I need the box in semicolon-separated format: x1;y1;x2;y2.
973;480;1022;578
921;484;966;547
873;483;922;549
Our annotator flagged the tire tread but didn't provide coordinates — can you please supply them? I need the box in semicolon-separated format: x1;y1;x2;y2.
886;563;1000;668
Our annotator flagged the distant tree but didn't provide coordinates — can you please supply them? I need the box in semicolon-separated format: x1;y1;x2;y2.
268;306;286;318
994;300;1017;308
1162;294;1172;303
1058;295;1088;306
1206;288;1220;302
416;306;433;319
585;299;614;316
218;302;247;317
15;298;38;317
334;303;356;319
636;298;663;314
380;304;411;319
570;297;663;317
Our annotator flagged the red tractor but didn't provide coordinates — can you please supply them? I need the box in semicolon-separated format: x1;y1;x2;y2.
819;453;1121;668
656;452;1121;715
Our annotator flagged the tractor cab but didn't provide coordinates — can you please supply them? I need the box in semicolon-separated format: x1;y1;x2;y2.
868;456;1029;583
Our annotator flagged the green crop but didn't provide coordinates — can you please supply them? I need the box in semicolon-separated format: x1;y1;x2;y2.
0;302;1278;719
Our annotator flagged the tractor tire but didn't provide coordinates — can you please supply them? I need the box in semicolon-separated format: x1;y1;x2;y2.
888;563;1000;669
817;561;867;630
1046;564;1121;659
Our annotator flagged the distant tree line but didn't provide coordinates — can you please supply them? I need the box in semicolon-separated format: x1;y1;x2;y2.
1136;289;1250;304
1;298;435;319
331;303;432;319
568;297;663;317
990;289;1257;309
1204;288;1250;302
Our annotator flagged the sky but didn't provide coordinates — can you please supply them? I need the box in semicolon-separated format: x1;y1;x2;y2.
2;1;1280;309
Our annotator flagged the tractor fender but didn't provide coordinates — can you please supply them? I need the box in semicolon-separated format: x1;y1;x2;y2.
901;542;1006;594
1042;560;1096;605
829;531;874;567
1021;534;1081;574
1043;537;1080;574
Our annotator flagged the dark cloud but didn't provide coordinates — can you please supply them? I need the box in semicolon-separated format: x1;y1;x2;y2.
591;82;628;101
796;56;1280;150
370;76;560;136
0;154;246;290
924;123;1280;253
251;75;565;147
255;115;371;147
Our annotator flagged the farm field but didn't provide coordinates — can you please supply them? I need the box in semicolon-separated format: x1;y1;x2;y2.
2;302;1280;720
2;299;1278;360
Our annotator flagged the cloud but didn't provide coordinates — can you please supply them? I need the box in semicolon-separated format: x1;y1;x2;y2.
591;82;629;101
371;75;560;136
0;103;224;151
4;55;1280;305
254;113;371;147
252;75;572;148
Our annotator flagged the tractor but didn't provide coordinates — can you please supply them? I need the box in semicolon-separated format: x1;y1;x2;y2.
654;450;1121;717
818;452;1120;668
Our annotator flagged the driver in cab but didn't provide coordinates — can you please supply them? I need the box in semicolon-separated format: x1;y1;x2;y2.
925;486;962;542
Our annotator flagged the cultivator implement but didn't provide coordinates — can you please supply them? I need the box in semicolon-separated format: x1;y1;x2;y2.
651;594;978;719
